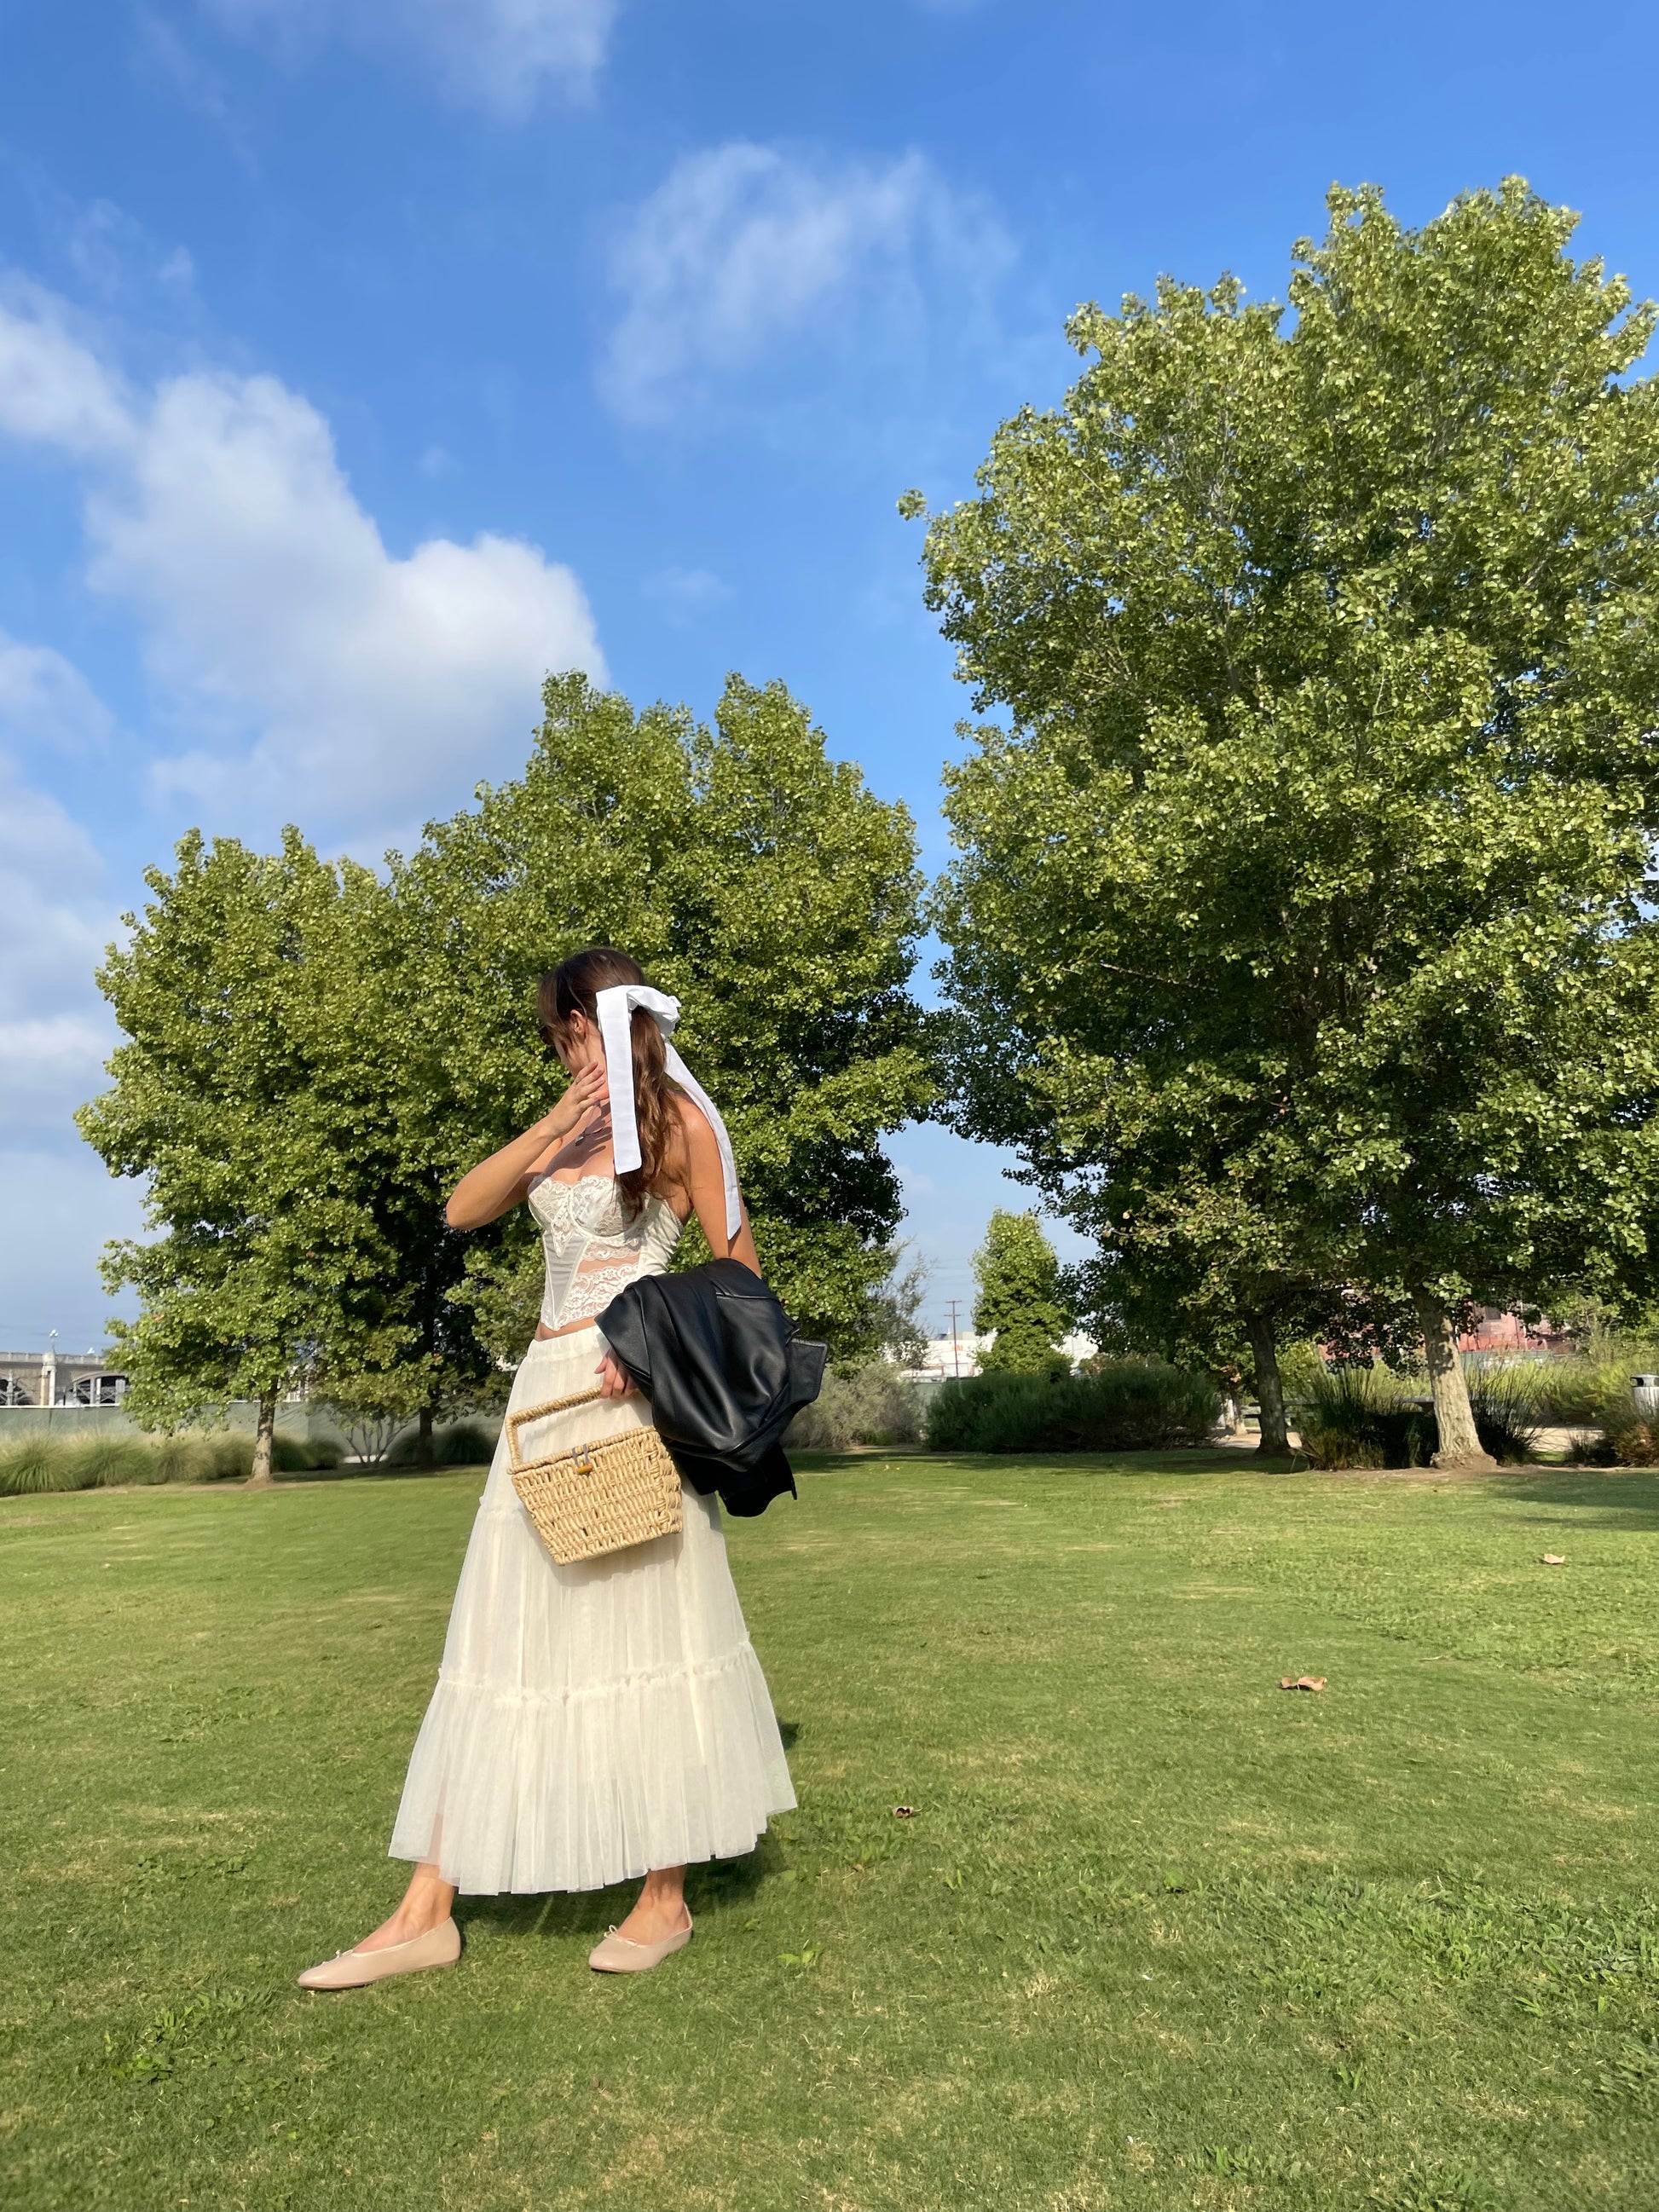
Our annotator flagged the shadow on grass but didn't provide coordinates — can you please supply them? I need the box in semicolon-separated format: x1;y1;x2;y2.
794;1447;1305;1480
271;1462;493;1487
460;1831;787;1943
1506;1470;1659;1532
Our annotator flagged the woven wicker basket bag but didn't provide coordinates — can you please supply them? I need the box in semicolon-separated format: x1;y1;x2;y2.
506;1386;684;1565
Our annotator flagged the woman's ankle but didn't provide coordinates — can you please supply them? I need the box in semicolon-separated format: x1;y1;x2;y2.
390;1874;455;1932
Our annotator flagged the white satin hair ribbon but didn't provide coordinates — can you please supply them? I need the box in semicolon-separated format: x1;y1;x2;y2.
594;984;742;1240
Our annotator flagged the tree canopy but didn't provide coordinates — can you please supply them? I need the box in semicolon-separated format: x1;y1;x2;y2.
972;1209;1072;1374
916;179;1659;1464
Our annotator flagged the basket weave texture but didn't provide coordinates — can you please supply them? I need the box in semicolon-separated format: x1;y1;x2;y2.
507;1385;683;1565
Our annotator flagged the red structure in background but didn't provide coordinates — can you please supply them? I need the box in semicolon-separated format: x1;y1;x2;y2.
1457;1306;1571;1356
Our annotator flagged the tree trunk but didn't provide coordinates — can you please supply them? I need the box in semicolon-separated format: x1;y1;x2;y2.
1409;1286;1496;1470
416;1405;436;1470
246;1391;278;1488
1246;1314;1291;1458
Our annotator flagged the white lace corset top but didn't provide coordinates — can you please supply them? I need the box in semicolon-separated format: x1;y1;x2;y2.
526;1173;685;1332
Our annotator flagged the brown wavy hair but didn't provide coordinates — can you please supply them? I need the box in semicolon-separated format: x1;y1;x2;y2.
538;948;680;1218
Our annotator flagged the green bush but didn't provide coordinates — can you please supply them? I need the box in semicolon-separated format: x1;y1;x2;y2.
385;1419;499;1468
270;1432;345;1472
788;1363;924;1451
926;1363;1220;1453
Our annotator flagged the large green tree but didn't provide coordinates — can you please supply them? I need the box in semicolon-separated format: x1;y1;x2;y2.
914;180;1659;1468
392;669;935;1356
76;833;436;1482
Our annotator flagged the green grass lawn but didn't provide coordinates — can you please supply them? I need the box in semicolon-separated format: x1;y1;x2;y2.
4;1453;1659;2212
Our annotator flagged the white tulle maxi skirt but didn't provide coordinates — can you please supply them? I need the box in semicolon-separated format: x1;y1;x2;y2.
390;1327;795;1895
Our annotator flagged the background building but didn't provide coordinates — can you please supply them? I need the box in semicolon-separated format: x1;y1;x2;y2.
0;1348;127;1407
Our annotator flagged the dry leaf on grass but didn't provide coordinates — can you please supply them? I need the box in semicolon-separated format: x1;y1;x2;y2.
1280;1676;1327;1692
1540;1554;1566;1566
892;1805;916;1819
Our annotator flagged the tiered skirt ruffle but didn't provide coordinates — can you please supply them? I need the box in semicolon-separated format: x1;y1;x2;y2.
389;1328;795;1894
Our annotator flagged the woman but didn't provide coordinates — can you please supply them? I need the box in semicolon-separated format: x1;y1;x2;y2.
298;948;795;1987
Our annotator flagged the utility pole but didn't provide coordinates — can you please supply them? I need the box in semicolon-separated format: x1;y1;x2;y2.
945;1300;963;1379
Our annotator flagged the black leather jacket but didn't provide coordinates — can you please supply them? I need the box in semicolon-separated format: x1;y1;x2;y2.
597;1259;826;1517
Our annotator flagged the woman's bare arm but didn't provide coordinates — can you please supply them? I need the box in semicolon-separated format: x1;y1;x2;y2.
594;1094;759;1399
678;1096;761;1275
445;1061;608;1229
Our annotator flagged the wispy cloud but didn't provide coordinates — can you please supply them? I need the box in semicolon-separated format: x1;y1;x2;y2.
131;10;253;161
62;199;197;304
199;0;621;118
601;141;1015;425
643;566;732;627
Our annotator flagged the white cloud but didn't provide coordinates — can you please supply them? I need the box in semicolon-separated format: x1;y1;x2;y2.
0;1142;148;1346
0;746;118;1146
202;0;620;116
0;289;604;826
0;281;133;454
0;636;116;756
0;1016;113;1117
602;142;1013;424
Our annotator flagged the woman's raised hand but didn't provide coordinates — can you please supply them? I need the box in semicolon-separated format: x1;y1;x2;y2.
535;1059;608;1146
444;1060;611;1231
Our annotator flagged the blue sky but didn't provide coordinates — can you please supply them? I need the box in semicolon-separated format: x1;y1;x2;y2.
3;0;1656;1352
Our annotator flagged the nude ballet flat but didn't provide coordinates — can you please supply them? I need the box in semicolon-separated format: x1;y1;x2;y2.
588;1912;693;1973
297;1915;461;1990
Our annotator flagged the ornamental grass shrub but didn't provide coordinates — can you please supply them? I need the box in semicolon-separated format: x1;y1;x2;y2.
1293;1366;1436;1470
58;1435;162;1489
151;1433;250;1483
0;1435;78;1494
925;1363;1220;1454
1465;1365;1546;1464
787;1363;925;1451
0;1425;343;1495
1568;1391;1659;1467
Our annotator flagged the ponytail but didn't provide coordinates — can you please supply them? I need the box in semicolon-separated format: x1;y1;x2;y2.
538;948;678;1217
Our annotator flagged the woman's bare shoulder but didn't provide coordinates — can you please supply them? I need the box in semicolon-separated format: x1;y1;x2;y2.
670;1088;720;1150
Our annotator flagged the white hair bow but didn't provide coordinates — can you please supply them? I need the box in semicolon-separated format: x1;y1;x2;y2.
594;985;742;1240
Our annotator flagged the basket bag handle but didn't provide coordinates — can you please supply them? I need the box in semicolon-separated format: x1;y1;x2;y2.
506;1387;608;1475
